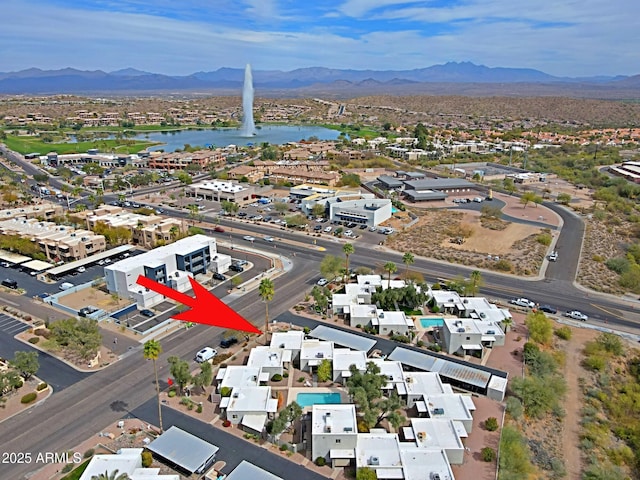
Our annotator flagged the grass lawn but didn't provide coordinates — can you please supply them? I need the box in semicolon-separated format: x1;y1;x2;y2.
2;135;156;155
59;459;91;480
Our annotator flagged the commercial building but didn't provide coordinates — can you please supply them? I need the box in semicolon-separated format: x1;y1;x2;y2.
104;234;231;308
187;180;255;205
0;217;106;262
300;192;392;227
147;149;226;171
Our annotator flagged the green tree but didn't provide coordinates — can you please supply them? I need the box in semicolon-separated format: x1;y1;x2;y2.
557;192;572;205
220;200;239;215
383;262;397;289
175;171;192;185
317;359;332;382
526;311;553;345
273;202;289;215
356;467;378;480
10;351;39;380
143;340;163;432
167;356;191;395
469;270;483;296
91;470;130;480
402;252;414;279
343;243;355;284
311;203;326;218
376;391;406;430
193;361;213;393
520;191;537;208
320;254;342;281
346;362;388;428
259;278;275;344
503;177;516;195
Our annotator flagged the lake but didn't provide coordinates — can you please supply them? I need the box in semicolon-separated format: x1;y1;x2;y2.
138;125;343;152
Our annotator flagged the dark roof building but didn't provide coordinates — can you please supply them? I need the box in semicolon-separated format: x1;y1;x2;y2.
403;190;447;202
376;175;404;189
403;178;474;191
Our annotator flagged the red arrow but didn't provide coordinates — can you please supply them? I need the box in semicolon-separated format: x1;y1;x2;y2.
136;275;262;334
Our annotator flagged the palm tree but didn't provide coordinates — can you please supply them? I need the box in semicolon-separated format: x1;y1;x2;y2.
383;262;397;289
342;243;355;284
402;252;414;280
469;270;483;296
169;225;180;241
91;470;130;480
259;278;275;344
143;340;163;433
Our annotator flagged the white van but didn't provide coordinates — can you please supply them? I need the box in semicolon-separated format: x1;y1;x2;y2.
195;347;217;363
59;282;75;291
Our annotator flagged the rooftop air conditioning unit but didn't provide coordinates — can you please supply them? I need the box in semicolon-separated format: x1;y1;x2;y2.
417;432;425;440
487;330;495;335
232;392;239;398
457;328;466;333
326;412;331;417
344;427;353;432
369;456;380;466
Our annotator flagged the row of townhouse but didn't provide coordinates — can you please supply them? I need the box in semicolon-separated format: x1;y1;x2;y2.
0;217;105;262
0;202;64;222
331;275;509;356
213;330;475;479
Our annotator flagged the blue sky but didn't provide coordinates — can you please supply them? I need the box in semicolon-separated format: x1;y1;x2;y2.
1;0;638;77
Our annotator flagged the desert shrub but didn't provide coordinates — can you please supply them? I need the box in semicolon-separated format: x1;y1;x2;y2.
36;382;48;391
416;340;425;347
283;372;289;378
279;443;289;451
494;259;512;271
596;332;623;356
60;464;74;473
168;390;177;398
506;397;523;419
427;344;441;352
484;417;499;431
141;450;153;467
271;374;283;382
314;457;326;466
510;375;566;419
220;386;232;397
303;326;310;334
526;312;553;345
83;448;94;459
21;392;37;404
298;377;305;383
28;337;40;344
583;355;606;371
481;447;496;462
212;353;232;365
555;326;572;340
606;257;630;274
499;425;533;476
196;404;203;413
222;420;231;427
536;233;552;245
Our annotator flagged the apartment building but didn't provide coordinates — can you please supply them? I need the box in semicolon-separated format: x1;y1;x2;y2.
0;203;63;221
0;217;105;262
81;205;185;248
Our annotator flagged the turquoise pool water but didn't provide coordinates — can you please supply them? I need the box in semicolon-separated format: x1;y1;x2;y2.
391;207;399;213
420;318;444;328
296;392;341;408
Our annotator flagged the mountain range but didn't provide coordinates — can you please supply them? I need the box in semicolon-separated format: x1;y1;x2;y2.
0;62;638;98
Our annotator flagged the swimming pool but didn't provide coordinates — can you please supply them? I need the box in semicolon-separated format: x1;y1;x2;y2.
391;207;399;214
296;392;342;408
419;318;444;328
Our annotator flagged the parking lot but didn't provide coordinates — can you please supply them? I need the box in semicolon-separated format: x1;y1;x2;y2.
0;313;30;336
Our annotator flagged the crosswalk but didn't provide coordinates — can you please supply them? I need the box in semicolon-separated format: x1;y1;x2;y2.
0;313;30;335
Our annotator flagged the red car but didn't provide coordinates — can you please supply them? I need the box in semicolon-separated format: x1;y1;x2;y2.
214;226;225;233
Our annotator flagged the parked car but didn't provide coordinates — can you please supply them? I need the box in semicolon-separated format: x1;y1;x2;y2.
212;272;226;281
229;264;244;272
220;337;239;348
565;310;588;321
59;282;75;291
2;279;18;289
510;298;536;308
140;309;155;317
539;305;558;314
0;262;11;268
77;266;86;273
316;278;329;286
344;230;354;237
314;225;323;231
324;226;332;233
548;251;558;262
195;347;217;363
369;226;377;232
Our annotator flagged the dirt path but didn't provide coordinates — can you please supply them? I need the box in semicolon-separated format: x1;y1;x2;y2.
561;327;596;478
